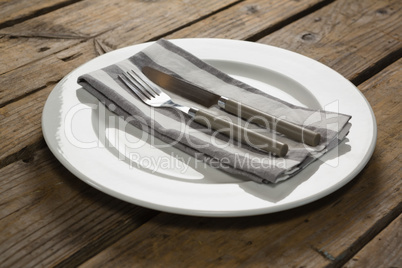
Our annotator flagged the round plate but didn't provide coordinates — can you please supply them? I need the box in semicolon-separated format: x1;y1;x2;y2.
42;39;376;217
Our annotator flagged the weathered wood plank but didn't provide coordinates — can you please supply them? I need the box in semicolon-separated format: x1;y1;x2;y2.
0;0;237;166
0;0;400;267
78;59;402;267
0;86;49;164
0;0;237;74
0;147;158;267
351;215;402;267
0;0;331;167
0;0;81;28
258;0;402;83
0;39;94;107
1;0;400;168
167;0;402;84
165;0;331;40
0;41;96;168
344;214;402;268
0;0;327;106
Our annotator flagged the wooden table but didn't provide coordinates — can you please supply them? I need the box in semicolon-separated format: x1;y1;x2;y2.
1;0;401;267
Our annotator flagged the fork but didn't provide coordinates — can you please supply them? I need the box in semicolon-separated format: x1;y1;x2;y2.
118;68;288;157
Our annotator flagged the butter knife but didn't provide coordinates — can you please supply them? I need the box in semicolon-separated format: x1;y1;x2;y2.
142;66;321;146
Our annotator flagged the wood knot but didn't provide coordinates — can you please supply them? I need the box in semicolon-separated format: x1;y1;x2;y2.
22;155;35;163
376;8;388;15
301;33;316;41
245;5;259;14
38;46;50;52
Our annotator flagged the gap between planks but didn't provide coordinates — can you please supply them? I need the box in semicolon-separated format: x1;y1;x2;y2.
0;0;345;169
245;0;337;42
350;46;402;85
147;0;245;42
328;202;402;267
0;0;85;29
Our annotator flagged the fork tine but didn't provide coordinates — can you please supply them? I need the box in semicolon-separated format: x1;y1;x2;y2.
129;69;162;95
123;71;155;100
118;74;151;101
126;71;156;98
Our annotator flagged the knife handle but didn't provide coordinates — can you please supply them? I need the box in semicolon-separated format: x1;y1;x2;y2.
192;109;288;157
218;97;321;146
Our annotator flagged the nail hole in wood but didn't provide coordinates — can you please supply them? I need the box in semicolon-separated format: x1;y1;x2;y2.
301;33;316;41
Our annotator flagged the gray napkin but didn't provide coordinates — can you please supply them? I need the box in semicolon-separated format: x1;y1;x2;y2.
77;39;351;184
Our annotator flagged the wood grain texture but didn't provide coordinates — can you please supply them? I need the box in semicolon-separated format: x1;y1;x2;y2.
0;0;329;168
1;0;401;266
258;0;402;83
166;0;330;40
79;59;402;268
0;0;323;104
0;0;237;74
0;0;81;27
0;41;96;168
0;0;237;166
0;148;158;267
0;0;400;168
344;214;402;268
0;40;93;107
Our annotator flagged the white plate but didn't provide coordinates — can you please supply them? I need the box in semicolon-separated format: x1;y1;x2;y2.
42;39;376;217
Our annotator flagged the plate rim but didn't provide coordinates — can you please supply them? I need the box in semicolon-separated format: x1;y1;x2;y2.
42;38;377;217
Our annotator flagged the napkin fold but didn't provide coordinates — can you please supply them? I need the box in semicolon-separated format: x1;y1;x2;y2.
77;39;351;183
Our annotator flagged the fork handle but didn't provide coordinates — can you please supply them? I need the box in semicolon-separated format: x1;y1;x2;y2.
192;109;288;157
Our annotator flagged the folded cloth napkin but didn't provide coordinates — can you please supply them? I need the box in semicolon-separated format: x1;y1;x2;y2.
77;39;351;184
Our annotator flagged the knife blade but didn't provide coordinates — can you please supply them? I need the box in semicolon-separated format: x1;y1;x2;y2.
142;66;321;146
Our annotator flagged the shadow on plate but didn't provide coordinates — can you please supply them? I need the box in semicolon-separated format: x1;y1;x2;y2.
76;88;351;203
